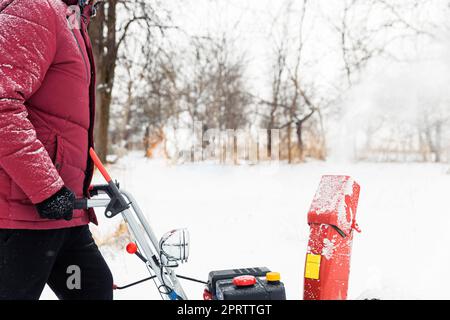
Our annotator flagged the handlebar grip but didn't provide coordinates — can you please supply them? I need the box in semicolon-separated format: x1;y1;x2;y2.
74;199;88;210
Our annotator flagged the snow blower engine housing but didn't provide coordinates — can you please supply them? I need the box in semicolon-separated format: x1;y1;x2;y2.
204;267;286;300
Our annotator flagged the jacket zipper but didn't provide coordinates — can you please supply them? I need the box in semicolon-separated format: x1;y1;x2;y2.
78;14;96;198
69;27;90;83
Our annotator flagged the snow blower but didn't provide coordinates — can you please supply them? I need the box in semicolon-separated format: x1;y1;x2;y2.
74;148;287;300
75;148;360;300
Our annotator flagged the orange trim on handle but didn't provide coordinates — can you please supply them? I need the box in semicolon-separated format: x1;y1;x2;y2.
89;148;112;182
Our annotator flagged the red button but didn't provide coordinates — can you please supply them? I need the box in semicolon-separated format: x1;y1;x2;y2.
126;242;138;254
233;275;256;287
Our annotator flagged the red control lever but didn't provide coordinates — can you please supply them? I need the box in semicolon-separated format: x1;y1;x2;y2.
90;147;112;183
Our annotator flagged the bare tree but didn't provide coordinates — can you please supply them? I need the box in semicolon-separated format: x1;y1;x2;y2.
257;0;325;162
329;0;434;87
89;0;174;161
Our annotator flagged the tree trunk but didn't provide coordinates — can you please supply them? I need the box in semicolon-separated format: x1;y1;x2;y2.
267;128;272;158
121;79;133;149
144;125;150;157
287;123;292;164
435;122;442;163
296;121;304;162
95;92;112;161
89;1;118;162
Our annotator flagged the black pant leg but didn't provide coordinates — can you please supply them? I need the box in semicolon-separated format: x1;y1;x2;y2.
0;228;65;300
47;226;113;300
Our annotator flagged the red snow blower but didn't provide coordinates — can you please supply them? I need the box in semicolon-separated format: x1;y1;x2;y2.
74;148;360;300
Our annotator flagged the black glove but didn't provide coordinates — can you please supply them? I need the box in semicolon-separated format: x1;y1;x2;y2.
36;186;76;221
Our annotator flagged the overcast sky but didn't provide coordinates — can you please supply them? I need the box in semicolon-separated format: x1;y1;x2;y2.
164;0;448;101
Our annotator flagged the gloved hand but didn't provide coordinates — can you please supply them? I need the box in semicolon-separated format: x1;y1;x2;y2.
36;186;76;221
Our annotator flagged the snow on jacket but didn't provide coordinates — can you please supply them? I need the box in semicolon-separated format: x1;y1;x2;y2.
0;0;97;229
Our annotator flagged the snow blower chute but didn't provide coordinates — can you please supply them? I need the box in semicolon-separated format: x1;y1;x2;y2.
303;175;361;300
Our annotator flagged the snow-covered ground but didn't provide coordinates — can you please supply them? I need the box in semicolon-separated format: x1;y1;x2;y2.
42;153;450;300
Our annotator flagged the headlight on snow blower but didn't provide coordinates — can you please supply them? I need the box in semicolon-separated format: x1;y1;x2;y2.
159;229;190;266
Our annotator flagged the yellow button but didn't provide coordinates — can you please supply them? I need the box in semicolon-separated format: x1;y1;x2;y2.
266;272;281;282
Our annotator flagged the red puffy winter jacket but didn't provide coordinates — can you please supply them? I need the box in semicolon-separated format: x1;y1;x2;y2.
0;0;97;229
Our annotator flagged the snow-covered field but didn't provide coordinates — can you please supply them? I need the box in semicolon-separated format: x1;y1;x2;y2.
42;153;450;300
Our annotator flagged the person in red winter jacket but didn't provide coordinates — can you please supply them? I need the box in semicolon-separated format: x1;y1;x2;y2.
0;0;113;300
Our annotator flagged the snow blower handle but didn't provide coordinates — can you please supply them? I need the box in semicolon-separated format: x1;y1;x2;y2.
73;148;131;218
90;147;112;183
